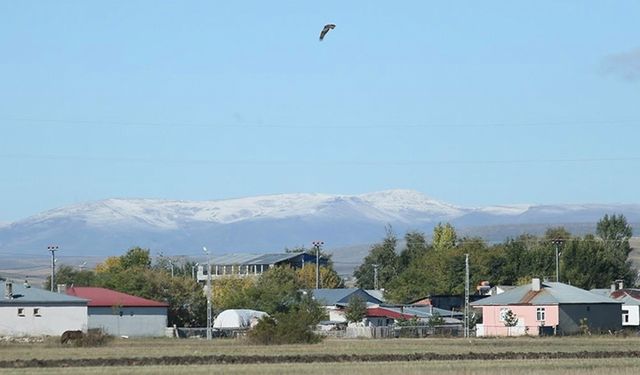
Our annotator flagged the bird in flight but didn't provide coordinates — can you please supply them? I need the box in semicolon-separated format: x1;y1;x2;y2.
319;24;336;41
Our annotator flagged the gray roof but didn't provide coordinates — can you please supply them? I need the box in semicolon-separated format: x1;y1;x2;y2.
1;281;88;306
208;253;303;266
311;288;384;306
471;282;621;306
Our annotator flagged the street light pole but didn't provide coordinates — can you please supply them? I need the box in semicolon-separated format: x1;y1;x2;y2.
203;246;212;340
47;245;59;292
551;239;563;282
464;253;470;338
312;241;324;289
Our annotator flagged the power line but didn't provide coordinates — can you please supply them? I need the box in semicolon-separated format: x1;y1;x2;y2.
2;153;640;166
2;116;639;130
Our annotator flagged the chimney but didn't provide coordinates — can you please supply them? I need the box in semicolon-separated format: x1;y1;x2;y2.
57;284;67;294
611;283;617;292
531;278;541;292
618;280;624;290
4;282;13;299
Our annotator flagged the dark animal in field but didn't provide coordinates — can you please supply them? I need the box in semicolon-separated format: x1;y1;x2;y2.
60;330;84;344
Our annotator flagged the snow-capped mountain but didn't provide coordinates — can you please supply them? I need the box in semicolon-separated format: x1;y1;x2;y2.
1;190;639;257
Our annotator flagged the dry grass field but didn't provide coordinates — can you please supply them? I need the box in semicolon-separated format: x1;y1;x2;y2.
2;336;640;374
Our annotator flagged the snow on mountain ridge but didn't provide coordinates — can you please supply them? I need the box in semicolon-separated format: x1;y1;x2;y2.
20;190;462;227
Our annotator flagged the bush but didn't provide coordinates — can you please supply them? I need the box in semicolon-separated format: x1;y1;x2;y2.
247;312;322;345
73;329;113;347
247;294;325;345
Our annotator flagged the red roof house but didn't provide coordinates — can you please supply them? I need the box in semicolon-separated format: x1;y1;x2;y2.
66;287;168;337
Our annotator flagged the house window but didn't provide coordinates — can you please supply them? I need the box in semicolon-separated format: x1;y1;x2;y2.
536;307;545;321
33;308;41;317
499;308;509;322
17;308;25;317
623;309;630;324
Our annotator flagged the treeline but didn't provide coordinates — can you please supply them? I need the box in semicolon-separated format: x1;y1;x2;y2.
48;247;338;331
354;214;636;303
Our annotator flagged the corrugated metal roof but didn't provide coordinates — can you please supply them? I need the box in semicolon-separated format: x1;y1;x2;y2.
207;253;305;265
471;282;621;306
591;288;640;306
0;281;87;305
66;287;169;307
311;288;383;305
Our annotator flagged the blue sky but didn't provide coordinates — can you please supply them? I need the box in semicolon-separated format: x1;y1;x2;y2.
1;1;639;222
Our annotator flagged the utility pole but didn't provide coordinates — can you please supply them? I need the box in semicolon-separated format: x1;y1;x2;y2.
312;241;324;289
203;246;212;340
47;245;59;292
373;264;379;290
551;239;563;282
464;253;470;338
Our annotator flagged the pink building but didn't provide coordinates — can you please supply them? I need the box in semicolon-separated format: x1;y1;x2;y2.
472;278;621;336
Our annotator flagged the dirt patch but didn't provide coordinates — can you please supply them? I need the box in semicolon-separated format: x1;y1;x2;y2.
2;351;640;368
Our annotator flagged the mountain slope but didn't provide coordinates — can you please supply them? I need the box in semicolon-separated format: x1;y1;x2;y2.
1;190;639;257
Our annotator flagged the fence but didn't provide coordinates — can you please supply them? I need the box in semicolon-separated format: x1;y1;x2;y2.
315;325;463;339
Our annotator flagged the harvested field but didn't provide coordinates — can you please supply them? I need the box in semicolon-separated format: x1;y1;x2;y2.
2;359;640;375
1;336;640;373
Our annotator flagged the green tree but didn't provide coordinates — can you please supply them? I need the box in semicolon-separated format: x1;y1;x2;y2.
398;231;430;269
353;226;399;289
295;265;343;289
44;265;96;290
344;295;367;323
432;222;457;251
120;247;152;269
503;309;519;336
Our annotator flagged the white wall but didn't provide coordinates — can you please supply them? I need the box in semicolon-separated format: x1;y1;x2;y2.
0;305;87;337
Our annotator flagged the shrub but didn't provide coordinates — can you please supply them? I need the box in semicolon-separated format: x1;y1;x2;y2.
73;329;113;347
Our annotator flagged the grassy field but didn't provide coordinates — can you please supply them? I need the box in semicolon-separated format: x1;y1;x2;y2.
2;335;640;361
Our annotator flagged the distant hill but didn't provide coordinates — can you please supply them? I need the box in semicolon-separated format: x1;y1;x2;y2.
1;189;639;264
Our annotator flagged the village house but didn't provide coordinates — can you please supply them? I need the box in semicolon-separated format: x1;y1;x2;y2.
66;286;168;337
591;281;640;327
472;278;622;336
0;280;88;337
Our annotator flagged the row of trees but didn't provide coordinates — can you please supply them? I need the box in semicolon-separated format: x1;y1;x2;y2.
48;247;337;330
354;215;636;303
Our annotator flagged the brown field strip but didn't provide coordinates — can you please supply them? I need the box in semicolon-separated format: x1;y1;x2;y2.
2;350;640;368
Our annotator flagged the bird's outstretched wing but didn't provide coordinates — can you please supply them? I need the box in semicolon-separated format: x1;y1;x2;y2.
319;24;336;41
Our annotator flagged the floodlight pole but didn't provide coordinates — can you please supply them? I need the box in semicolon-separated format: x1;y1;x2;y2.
47;245;59;292
464;253;470;338
312;241;324;289
203;246;212;340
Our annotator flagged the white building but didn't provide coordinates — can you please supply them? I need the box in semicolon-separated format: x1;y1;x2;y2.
0;280;88;337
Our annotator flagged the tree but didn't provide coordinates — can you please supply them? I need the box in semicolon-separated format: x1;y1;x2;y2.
344;295;367;323
398;231;430;269
120;247;152;269
432;222;457;251
503;309;518;336
44;265;96;290
427;312;445;328
295;265;343;289
353;226;399;289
